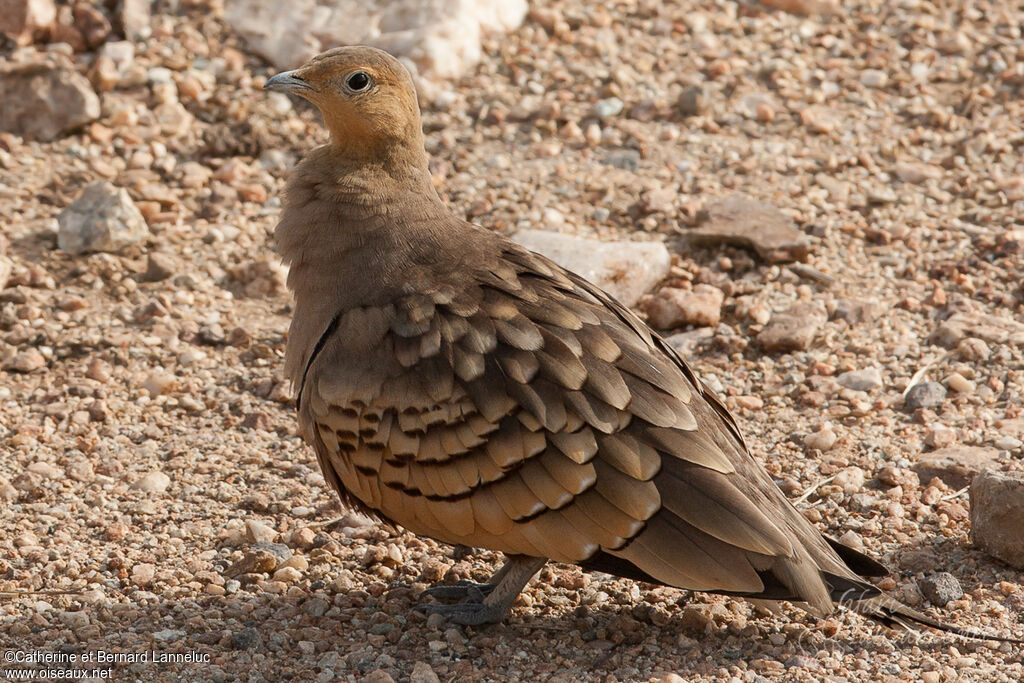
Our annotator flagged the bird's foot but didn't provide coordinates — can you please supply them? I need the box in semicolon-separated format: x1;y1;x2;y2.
415;600;507;626
418;579;495;603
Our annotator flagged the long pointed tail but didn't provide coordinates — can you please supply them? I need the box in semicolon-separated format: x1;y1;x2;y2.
850;593;1022;644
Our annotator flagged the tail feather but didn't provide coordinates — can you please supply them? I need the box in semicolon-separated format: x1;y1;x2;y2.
849;593;1023;644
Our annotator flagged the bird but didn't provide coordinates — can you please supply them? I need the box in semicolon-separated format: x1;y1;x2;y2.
263;46;1020;641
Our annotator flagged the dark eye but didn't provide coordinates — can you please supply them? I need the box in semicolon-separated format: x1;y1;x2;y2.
346;71;371;91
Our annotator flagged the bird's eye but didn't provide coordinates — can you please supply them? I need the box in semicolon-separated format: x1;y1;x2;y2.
346;71;371;92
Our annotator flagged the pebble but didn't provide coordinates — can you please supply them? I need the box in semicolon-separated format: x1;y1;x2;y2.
272;566;302;583
3;348;46;373
689;195;810;263
836;368;882;392
410;661;440;683
676;85;707;116
245;519;278;543
643;284;724;329
131;470;171;493
943;372;974;394
924;427;956;449
142;371;177;397
859;69;888;88
0;62;100;141
804;425;837;452
756;303;827;352
904;382;946;411
144;253;178;281
970;471;1024;569
57;182;150;255
919;572;963;607
131;563;156;586
594;97;624;118
912;446;999;489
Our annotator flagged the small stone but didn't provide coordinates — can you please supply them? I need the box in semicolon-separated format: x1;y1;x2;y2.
894;161;942;184
131;470;170;493
594;97;623;118
142;371;176;397
119;0;151;41
0;62;100;141
73;2;111;48
904;382;946;411
272;566;302;583
0;476;18;501
57;181;149;255
943;372;974;394
919;572;963;607
231;627;259;650
410;661;441;683
676;85;707;116
689;195;811;263
4;348;46;373
836;368;882;392
27;461;61;479
924;427;956;449
131;562;156;586
756;303;827;352
643;285;724;329
0;0;56;46
245;519;278;543
994;436;1022;451
511;230;670;307
799;106;836;134
859;69;888;88
970;471;1024;569
804;425;837;452
143;253;177;281
833;466;865;494
85;357;112;382
912;446;999;489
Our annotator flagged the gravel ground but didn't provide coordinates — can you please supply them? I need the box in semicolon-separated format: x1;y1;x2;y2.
2;0;1023;681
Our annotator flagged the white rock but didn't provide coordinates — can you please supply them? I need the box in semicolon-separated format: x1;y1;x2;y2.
804;425;837;451
836;367;883;392
510;229;670;307
131;470;171;493
57;182;149;255
226;0;527;83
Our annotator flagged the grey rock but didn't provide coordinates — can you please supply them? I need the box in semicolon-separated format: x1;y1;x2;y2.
837;368;883;392
904;381;946;411
676;85;708;116
511;229;670;307
231;626;260;650
912;445;999;489
756;302;827;352
602;148;640;170
970;470;1024;570
918;572;963;607
57;182;149;255
688;195;811;263
0;61;100;141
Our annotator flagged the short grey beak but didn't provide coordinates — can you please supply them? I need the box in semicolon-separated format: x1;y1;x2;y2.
264;70;315;94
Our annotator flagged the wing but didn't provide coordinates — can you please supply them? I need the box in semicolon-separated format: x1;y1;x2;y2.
299;232;869;612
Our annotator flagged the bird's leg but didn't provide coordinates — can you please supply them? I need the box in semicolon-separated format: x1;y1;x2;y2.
416;555;547;626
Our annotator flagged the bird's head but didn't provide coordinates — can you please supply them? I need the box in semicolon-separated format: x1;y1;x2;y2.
264;46;423;161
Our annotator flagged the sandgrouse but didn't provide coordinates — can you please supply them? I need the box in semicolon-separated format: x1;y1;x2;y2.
264;46;1019;639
